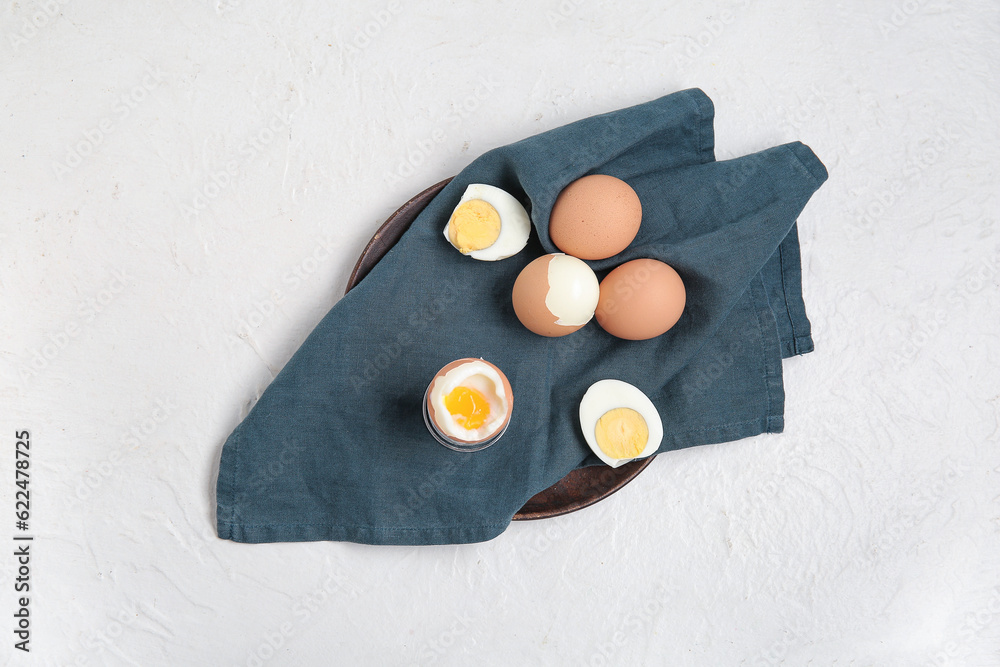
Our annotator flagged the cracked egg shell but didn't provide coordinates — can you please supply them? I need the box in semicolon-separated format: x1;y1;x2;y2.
511;253;600;337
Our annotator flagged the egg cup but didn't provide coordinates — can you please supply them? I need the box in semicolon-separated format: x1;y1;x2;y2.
422;385;510;452
423;358;513;453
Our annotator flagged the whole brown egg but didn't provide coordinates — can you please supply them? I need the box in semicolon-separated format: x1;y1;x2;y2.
595;259;686;340
548;175;642;260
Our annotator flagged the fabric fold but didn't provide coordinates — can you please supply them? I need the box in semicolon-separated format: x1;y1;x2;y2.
216;88;827;545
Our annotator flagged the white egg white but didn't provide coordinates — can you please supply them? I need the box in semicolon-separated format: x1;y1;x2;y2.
579;379;663;468
545;253;600;326
429;360;509;442
443;184;532;261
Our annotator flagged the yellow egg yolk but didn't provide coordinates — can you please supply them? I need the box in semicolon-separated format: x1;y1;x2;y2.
594;408;649;460
444;386;491;430
448;199;501;253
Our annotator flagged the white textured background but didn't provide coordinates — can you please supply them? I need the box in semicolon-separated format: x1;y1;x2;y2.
2;1;999;665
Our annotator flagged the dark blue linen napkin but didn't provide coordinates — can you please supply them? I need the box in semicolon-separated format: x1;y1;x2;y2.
216;88;828;545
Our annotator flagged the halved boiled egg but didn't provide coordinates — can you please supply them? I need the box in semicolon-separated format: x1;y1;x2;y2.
426;358;512;446
579;379;663;467
443;184;531;261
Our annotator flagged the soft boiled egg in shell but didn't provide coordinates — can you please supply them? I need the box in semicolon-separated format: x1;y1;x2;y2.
443;184;532;261
579;379;663;468
427;358;512;445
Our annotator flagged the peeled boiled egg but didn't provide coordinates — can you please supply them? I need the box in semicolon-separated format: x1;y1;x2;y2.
425;358;512;448
595;258;686;340
511;253;600;337
579;379;663;468
443;184;532;261
548;174;642;260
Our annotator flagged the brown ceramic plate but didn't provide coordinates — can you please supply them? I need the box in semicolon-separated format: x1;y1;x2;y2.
345;177;654;520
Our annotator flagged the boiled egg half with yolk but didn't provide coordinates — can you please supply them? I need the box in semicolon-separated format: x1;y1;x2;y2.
426;358;513;446
579;379;663;467
443;184;531;261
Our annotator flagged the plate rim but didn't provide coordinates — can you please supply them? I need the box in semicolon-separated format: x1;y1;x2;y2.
343;177;654;521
